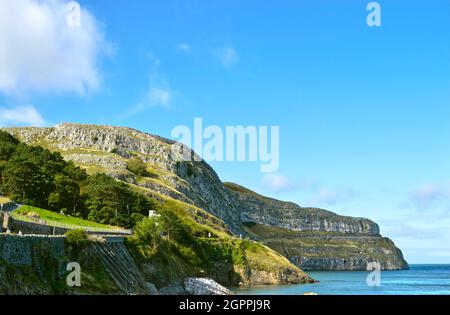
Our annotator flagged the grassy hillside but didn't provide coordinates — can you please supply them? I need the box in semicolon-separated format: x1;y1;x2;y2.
13;206;125;230
1;128;313;290
125;193;313;288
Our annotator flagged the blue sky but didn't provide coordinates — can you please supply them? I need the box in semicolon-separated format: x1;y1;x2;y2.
0;0;449;263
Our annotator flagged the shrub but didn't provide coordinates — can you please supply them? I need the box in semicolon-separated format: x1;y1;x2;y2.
127;157;148;176
132;217;162;254
65;229;89;247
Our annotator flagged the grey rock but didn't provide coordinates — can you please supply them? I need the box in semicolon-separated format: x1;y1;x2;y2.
184;278;232;295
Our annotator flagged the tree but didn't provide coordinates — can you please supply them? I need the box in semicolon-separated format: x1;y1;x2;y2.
0;131;19;161
1;159;52;206
133;217;162;253
127;157;148;176
159;210;188;242
48;174;81;214
81;173;153;227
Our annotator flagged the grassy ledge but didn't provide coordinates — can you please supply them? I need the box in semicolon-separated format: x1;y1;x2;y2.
12;205;123;230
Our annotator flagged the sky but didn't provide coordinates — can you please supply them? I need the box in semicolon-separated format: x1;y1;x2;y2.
0;0;449;263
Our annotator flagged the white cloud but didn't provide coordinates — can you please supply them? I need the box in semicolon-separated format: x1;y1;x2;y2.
311;187;360;206
143;86;173;108
262;173;296;193
0;105;46;126
407;182;450;210
130;55;176;114
0;0;110;95
177;43;192;53
213;46;239;68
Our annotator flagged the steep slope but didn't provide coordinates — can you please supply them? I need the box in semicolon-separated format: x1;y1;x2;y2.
4;123;408;271
226;183;408;271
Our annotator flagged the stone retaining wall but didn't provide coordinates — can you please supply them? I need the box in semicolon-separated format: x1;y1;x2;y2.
8;218;69;235
0;234;65;268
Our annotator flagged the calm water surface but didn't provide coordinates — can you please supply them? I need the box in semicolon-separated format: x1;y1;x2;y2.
235;265;450;295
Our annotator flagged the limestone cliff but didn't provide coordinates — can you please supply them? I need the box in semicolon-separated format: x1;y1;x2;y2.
4;123;408;271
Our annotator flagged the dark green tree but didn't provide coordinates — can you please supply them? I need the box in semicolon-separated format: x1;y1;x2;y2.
1;159;52;206
127;157;148;176
48;174;81;214
82;173;153;227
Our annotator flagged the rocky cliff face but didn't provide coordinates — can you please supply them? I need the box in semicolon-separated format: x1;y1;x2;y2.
227;183;380;236
4;123;408;271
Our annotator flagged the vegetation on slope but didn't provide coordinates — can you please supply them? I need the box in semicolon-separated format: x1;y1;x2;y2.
1;129;312;290
126;203;312;288
13;205;122;229
0;130;154;228
243;222;352;239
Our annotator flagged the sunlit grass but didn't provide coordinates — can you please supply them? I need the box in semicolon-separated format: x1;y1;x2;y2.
13;205;123;230
0;196;11;204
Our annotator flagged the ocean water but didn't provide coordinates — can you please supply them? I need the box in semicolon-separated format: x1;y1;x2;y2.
235;265;450;295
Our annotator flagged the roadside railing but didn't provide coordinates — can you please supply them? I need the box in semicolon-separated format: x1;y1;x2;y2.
0;202;19;212
10;212;132;235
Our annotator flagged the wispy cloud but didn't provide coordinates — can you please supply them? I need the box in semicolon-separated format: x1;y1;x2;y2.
312;187;359;206
0;105;46;127
0;0;112;96
177;43;192;53
213;46;239;69
403;182;450;210
130;54;177;114
378;215;450;263
260;174;359;206
262;173;296;193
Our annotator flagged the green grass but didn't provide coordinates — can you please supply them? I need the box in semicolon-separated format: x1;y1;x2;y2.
243;223;351;240
13;205;123;230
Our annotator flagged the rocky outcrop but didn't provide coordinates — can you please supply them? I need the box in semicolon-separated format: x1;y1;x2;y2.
264;236;408;271
3;124;408;272
227;183;380;236
159;278;232;295
184;278;232;295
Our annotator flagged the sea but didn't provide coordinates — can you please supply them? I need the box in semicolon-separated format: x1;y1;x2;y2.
234;264;450;295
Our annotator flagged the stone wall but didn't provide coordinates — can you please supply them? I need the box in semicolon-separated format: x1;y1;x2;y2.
8;218;69;235
0;234;66;268
7;218;131;236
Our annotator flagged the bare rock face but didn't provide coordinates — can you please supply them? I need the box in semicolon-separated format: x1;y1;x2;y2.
184;278;232;295
264;237;408;271
3;123;408;271
228;183;380;236
159;278;232;295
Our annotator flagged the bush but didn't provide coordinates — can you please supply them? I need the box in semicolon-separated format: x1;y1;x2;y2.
127;157;148;176
132;217;162;254
65;229;89;247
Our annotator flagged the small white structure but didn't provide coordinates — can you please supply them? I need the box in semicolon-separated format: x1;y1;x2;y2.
148;210;161;218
